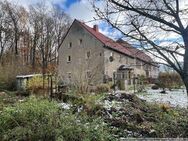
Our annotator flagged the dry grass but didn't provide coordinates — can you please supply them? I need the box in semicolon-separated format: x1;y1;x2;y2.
0;60;30;90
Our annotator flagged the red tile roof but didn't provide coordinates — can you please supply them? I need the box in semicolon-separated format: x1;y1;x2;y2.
116;39;152;62
75;20;153;63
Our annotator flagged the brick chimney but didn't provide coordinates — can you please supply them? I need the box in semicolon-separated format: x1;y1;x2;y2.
93;25;99;32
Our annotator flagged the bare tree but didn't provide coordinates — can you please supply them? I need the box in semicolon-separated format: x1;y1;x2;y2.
52;6;71;65
29;6;40;70
4;1;20;56
0;0;70;74
92;0;188;93
0;2;10;62
0;1;29;64
29;3;71;74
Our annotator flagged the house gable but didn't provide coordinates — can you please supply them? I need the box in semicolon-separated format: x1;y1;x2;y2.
58;19;105;84
58;19;159;83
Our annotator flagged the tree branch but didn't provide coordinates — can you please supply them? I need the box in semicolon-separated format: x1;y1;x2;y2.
131;21;181;74
110;0;181;32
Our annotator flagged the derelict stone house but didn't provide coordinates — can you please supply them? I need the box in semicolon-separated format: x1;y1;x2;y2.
58;19;159;85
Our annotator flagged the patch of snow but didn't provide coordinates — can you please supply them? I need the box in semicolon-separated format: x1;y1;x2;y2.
102;100;123;110
59;103;71;110
18;99;25;102
137;88;188;108
77;105;83;113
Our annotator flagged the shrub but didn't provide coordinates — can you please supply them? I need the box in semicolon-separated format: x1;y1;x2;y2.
151;84;159;90
27;76;48;94
138;75;147;85
59;113;112;141
96;84;110;93
107;82;114;89
116;80;125;90
157;72;183;90
0;64;19;90
153;109;188;137
0;60;30;91
81;94;104;115
0;97;60;140
0;96;113;141
159;103;171;112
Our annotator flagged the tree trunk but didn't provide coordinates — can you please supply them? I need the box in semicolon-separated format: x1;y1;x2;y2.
32;46;36;70
31;33;38;71
183;78;188;94
14;28;18;55
183;31;188;94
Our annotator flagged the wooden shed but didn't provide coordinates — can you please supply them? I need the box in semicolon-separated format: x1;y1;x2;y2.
16;74;42;91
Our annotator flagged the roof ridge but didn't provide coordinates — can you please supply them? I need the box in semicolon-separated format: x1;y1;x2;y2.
75;20;115;43
75;19;153;63
76;20;133;56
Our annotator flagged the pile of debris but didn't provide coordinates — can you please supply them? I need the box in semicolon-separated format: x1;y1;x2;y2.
60;92;188;138
99;93;157;138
